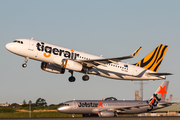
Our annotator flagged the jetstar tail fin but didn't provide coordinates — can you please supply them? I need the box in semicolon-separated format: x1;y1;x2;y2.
135;44;168;72
148;81;169;106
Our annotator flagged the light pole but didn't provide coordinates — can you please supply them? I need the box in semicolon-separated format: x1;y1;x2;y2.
29;100;32;118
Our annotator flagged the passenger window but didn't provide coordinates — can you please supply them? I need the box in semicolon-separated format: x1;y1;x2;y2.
21;41;23;44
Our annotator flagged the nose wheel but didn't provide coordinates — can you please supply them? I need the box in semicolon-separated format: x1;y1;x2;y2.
22;63;27;68
22;57;29;68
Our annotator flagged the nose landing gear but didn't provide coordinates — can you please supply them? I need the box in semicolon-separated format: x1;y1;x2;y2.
22;63;27;68
22;57;29;68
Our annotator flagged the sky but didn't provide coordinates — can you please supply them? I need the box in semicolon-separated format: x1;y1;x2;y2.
0;0;180;105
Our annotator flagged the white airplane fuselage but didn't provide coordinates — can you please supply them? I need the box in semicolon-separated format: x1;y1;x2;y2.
6;39;166;81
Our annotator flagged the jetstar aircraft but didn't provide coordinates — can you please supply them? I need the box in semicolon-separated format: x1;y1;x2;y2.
57;81;171;117
5;39;172;82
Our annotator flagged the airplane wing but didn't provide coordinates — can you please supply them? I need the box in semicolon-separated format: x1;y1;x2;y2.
76;47;142;67
115;105;148;111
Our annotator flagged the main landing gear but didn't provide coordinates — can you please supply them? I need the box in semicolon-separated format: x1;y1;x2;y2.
82;69;89;81
68;70;75;82
82;75;89;81
68;70;90;82
22;57;29;68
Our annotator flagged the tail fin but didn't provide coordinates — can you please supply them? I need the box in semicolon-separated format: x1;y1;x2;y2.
135;44;168;72
148;81;169;106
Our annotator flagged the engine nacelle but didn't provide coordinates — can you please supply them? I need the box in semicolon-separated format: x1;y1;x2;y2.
61;59;83;72
98;111;117;117
41;62;65;74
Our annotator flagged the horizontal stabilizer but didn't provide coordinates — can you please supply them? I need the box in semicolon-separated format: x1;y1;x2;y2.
146;73;173;77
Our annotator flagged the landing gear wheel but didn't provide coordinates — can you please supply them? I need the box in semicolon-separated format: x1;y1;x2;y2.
22;57;29;68
82;75;89;81
22;63;27;68
69;76;76;82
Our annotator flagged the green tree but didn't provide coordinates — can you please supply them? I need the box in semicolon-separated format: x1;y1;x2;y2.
23;99;27;104
36;98;47;106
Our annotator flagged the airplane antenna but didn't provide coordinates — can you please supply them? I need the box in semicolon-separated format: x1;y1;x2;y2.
31;37;33;40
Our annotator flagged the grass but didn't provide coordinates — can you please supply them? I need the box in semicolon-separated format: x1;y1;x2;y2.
0;112;82;118
0;107;16;113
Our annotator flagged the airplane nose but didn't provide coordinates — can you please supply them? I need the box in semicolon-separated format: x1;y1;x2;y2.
57;106;63;112
5;43;16;52
57;106;68;113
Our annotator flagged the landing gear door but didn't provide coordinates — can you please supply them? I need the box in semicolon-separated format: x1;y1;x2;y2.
28;40;34;51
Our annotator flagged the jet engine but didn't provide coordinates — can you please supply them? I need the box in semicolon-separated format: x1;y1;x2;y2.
98;111;117;117
41;62;65;74
61;59;83;72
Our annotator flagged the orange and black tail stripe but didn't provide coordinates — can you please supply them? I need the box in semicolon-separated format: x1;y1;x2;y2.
135;44;168;72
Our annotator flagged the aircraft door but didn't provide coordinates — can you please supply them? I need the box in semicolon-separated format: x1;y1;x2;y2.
73;101;78;109
28;40;34;51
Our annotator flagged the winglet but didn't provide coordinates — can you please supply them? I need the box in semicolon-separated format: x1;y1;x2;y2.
132;47;142;57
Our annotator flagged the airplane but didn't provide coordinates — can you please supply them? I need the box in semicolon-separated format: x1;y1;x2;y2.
5;39;172;82
57;81;172;117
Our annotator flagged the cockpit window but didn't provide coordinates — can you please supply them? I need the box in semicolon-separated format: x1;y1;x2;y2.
62;103;69;106
13;40;23;44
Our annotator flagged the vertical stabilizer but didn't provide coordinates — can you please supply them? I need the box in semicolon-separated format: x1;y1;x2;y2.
135;44;168;72
148;81;169;107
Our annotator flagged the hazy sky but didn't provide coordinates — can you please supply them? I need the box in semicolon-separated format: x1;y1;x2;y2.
1;0;179;104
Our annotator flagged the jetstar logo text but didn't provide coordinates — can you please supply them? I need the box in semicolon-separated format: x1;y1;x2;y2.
78;102;98;107
36;42;79;59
